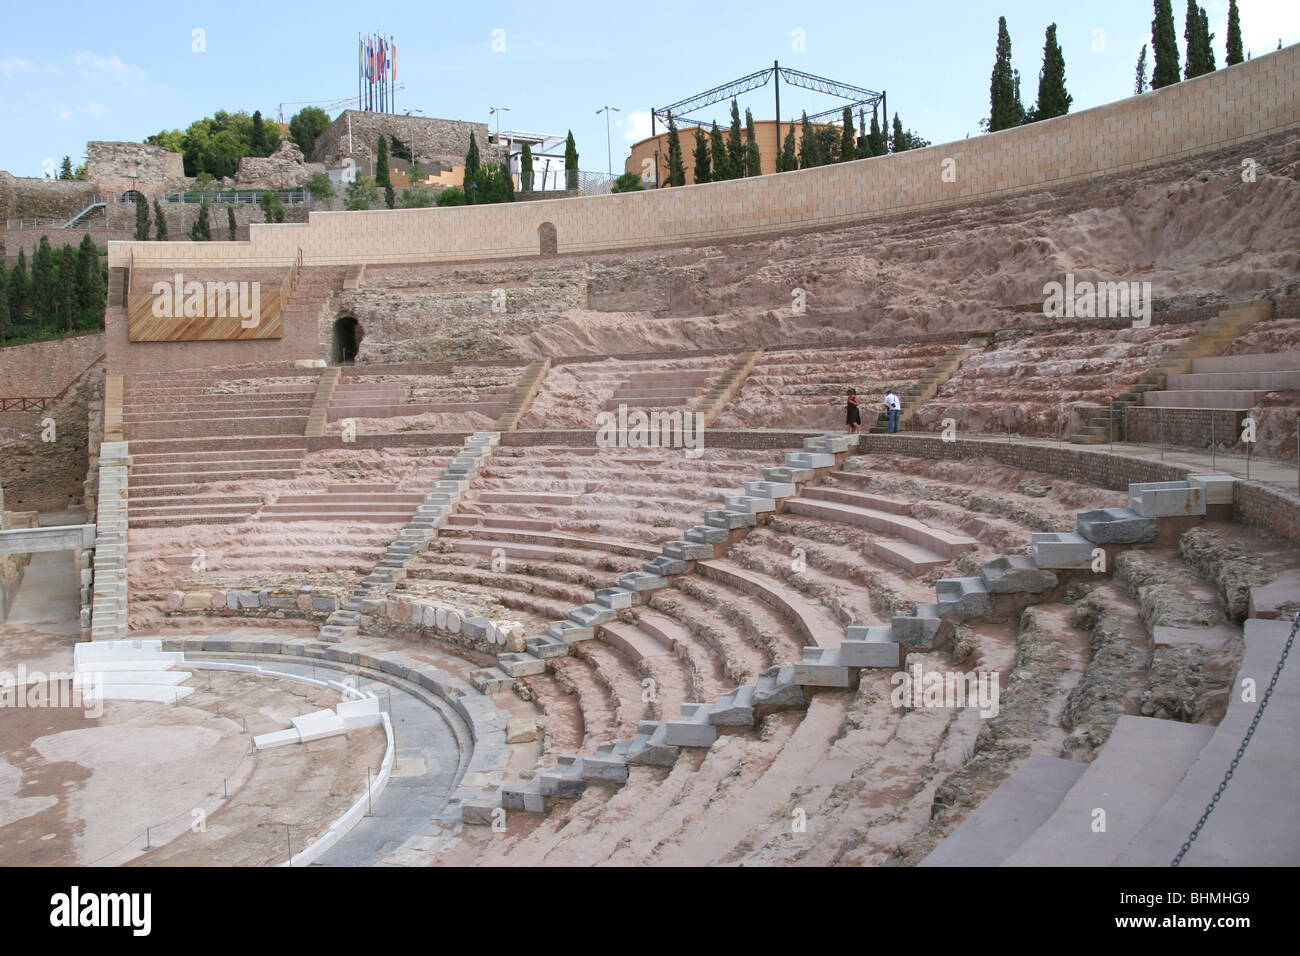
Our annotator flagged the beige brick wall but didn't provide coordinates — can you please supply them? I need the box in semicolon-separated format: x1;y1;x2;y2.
109;45;1300;272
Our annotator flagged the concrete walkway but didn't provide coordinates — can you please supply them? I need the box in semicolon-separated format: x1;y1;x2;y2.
193;653;472;867
748;428;1300;493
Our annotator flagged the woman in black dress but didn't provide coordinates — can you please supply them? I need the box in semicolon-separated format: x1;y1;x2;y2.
845;388;862;434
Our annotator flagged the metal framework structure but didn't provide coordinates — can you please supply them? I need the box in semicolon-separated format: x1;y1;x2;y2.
651;61;885;149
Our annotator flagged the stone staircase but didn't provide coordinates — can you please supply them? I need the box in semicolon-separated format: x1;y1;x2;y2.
1142;348;1300;410
496;359;551;431
868;340;984;433
1070;301;1273;444
698;349;763;426
926;615;1297;866
305;367;341;437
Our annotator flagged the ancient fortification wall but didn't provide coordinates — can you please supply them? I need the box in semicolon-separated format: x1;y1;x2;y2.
310;110;489;168
109;45;1299;272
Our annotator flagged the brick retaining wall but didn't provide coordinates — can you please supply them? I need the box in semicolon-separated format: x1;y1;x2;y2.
1126;408;1247;452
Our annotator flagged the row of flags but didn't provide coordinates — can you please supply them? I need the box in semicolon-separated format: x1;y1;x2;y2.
358;33;396;112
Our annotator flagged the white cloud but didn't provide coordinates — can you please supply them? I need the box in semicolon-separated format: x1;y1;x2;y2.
85;101;110;118
53;105;73;121
1;57;36;76
73;51;148;85
619;109;653;143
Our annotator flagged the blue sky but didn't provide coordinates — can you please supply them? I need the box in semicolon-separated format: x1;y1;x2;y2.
2;0;1296;178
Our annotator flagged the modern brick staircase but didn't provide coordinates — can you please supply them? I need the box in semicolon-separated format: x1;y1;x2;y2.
868;340;985;434
1070;301;1273;444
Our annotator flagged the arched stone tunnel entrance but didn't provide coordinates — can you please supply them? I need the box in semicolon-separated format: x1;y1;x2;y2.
332;316;362;365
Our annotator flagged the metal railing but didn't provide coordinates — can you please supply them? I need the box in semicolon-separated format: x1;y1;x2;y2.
161;188;311;205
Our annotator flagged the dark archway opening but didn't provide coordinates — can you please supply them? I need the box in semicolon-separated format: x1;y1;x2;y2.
120;190;144;204
332;316;361;365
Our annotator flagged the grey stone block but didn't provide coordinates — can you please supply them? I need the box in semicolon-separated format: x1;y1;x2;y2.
619;571;668;592
891;605;942;647
1128;480;1205;518
708;685;757;726
685;525;730;544
498;652;546;677
595;587;640;609
794;647;853;687
568;603;616;627
745;480;796;499
1076;507;1159;544
663;706;718;747
1031;532;1096;569
841;626;901;668
643;555;690;576
753;665;806;709
706;509;756;530
936;577;993;618
980;555;1058;594
663;540;714;560
625;725;679;766
580;753;629;784
724;495;776;515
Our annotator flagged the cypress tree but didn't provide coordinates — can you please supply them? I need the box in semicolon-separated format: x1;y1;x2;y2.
375;134;391;188
227;205;237;241
1136;44;1149;93
744;109;761;176
1226;0;1243;65
726;99;744;179
869;105;885;156
798;112;819;168
777;123;797;172
251;110;268;156
563;130;578;191
134;193;150;241
153;200;168;241
1032;23;1073;120
666;115;686;186
839;106;856;161
75;234;103;325
33;237;55;323
58;243;76;331
464;132;481;188
0;262;8;342
1152;0;1181;88
190;200;211;241
1184;0;1203;78
521;143;535;191
891;113;907;152
709;121;731;181
385;183;395;209
1200;7;1216;72
9;249;28;327
990;17;1024;131
692;126;712;183
59;156;74;180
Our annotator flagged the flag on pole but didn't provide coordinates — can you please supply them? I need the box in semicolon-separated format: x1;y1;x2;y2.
391;41;396;80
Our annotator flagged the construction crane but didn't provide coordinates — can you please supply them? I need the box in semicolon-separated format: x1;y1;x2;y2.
277;85;406;124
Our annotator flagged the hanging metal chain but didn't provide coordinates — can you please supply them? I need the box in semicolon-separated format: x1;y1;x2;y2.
1172;611;1298;866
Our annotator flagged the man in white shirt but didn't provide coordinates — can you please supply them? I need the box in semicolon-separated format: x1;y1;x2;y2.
884;389;901;433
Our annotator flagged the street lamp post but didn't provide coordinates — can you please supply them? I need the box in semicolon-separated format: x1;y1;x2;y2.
405;108;423;180
489;106;510;166
596;105;620;176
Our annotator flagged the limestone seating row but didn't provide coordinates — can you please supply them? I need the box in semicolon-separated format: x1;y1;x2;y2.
796;474;1231;689
318;432;510;646
161;634;512;828
1071;301;1272;444
867;344;981;434
490;434;857;680
257;483;425;523
461;434;862;821
163;584;343;617
467;458;1229;820
90;442;130;642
